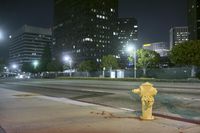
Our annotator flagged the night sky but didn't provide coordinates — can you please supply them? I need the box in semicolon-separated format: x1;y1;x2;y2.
0;0;187;59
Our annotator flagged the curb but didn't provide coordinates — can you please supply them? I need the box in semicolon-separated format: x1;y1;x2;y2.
75;99;200;125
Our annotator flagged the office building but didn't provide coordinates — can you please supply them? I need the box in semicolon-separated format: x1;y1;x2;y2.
143;42;169;57
188;0;200;40
9;25;52;66
169;27;189;50
115;18;138;48
114;18;138;68
53;0;118;64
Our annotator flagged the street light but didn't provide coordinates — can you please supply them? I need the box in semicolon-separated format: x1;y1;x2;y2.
32;60;39;69
0;30;4;41
4;66;8;72
102;67;106;78
63;55;72;77
126;45;137;78
12;64;17;69
11;63;18;74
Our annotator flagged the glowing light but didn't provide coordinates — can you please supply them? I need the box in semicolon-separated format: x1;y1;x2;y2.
12;64;18;69
143;44;151;47
126;45;135;53
63;55;72;62
33;60;39;68
0;30;3;40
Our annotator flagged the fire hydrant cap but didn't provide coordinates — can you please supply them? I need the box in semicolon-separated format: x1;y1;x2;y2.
142;82;153;86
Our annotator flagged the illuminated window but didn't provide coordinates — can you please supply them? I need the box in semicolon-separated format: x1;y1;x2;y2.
83;38;93;42
91;9;97;12
96;14;107;19
110;8;115;12
113;32;118;35
77;49;81;53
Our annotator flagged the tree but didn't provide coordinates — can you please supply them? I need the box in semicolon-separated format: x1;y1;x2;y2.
21;62;38;73
170;40;200;77
40;44;52;72
47;60;63;72
78;60;96;77
100;55;119;70
0;58;5;72
137;49;160;76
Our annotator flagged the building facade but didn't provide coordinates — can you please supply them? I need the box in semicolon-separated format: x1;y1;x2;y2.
115;18;138;50
9;25;52;66
53;0;118;64
143;42;169;57
169;27;189;50
114;18;138;68
188;0;200;40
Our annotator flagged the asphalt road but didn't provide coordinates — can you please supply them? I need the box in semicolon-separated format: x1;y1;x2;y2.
0;79;200;121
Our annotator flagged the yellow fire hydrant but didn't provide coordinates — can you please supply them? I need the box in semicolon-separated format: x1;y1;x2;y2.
132;82;157;120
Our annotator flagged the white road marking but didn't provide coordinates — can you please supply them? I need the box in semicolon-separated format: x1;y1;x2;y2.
36;96;96;106
120;108;135;112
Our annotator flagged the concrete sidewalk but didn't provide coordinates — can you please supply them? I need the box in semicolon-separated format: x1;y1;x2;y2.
0;88;199;133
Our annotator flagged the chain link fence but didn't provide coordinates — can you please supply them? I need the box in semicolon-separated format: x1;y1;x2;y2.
38;67;200;79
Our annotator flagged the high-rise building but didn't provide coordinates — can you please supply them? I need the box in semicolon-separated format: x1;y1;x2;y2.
115;18;138;48
188;0;200;40
143;42;169;57
169;27;189;50
114;18;138;68
9;25;52;66
53;0;118;64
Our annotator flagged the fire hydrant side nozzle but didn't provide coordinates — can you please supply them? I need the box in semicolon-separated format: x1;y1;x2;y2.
132;82;157;120
132;88;140;95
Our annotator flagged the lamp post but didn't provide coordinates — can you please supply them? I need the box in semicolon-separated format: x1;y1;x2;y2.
12;64;17;70
0;30;3;41
11;63;18;74
102;67;105;78
127;45;137;78
63;55;72;77
32;60;39;69
32;60;39;77
4;66;8;72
